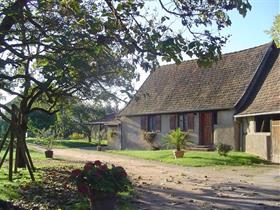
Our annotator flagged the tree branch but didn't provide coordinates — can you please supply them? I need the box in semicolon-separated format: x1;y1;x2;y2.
29;107;59;115
0;0;28;43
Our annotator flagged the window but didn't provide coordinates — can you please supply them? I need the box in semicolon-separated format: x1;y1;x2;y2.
141;116;147;130
213;111;218;125
178;114;185;131
255;116;270;132
170;113;195;131
142;115;161;132
187;113;194;131
170;114;177;130
148;115;156;132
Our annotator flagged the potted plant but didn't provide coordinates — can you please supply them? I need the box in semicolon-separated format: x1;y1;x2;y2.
44;136;54;158
69;160;131;210
164;128;189;158
96;139;102;151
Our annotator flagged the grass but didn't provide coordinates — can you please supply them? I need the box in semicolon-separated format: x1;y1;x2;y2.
107;150;268;167
27;138;107;149
0;149;133;210
0;150;44;201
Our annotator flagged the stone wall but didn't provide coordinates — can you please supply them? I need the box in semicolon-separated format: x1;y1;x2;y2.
120;113;200;150
245;133;271;160
213;110;238;150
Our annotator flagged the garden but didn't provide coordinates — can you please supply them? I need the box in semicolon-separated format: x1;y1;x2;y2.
0;149;133;210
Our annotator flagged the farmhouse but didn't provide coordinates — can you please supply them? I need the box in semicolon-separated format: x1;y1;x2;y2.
111;42;280;163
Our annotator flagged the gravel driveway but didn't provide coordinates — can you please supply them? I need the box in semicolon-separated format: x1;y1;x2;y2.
31;146;280;210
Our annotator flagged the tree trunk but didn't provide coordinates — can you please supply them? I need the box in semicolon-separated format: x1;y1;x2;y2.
87;131;92;142
15;111;28;168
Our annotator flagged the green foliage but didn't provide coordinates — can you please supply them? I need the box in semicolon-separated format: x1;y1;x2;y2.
163;128;189;151
108;150;268;167
143;132;160;150
108;130;118;139
54;102;111;140
216;143;232;156
70;133;85;140
266;14;280;47
69;161;132;194
28;110;56;137
143;132;157;143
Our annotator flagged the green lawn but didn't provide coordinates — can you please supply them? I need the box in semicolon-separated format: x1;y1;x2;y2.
107;150;268;167
27;138;107;149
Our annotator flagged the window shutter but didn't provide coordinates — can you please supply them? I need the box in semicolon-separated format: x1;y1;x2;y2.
141;116;147;131
187;113;194;130
155;115;161;132
184;114;188;131
170;114;177;130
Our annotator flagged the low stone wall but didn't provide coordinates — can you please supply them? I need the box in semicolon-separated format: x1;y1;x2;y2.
245;133;271;160
214;126;236;149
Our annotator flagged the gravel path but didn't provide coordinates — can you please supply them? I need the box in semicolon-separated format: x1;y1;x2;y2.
31;146;280;210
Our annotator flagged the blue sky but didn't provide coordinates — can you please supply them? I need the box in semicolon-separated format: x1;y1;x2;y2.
134;0;280;90
222;0;279;53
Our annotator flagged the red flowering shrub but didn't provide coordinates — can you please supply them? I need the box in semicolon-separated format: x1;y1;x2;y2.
69;161;131;196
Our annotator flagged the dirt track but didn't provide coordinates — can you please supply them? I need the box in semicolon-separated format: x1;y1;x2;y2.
31;146;280;210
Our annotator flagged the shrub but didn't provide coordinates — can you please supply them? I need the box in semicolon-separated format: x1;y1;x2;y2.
70;133;84;140
143;132;160;150
216;143;232;156
163;128;190;151
69;161;131;194
143;132;157;143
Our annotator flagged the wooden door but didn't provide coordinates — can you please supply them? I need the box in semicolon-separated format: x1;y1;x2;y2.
271;120;280;163
200;112;213;145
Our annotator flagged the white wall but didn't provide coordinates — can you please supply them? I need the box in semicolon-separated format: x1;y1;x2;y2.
214;110;238;150
121;113;200;150
121;111;240;150
121;116;150;149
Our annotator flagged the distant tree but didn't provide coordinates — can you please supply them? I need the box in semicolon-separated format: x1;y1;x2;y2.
71;103;109;142
266;14;280;47
0;0;251;180
54;102;114;141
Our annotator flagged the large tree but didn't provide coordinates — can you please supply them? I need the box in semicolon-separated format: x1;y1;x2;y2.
0;0;251;180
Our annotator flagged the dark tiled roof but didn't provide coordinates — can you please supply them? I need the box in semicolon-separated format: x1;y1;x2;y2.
237;49;280;116
121;43;271;116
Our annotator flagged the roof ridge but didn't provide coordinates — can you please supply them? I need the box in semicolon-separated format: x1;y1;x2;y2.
157;41;272;69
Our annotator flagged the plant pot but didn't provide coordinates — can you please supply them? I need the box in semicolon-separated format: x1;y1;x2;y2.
88;191;116;210
45;150;53;158
96;145;102;151
173;150;185;158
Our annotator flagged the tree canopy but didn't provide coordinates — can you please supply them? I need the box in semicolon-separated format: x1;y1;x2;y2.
266;14;280;47
0;0;252;118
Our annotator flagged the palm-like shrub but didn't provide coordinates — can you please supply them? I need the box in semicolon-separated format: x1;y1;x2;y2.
164;128;189;151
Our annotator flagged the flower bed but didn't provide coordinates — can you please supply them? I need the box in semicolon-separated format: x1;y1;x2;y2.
70;161;131;210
